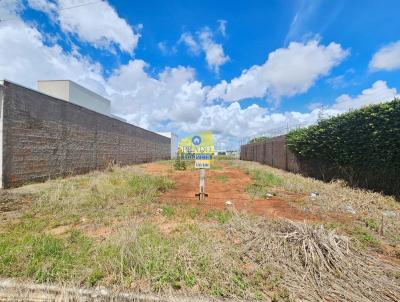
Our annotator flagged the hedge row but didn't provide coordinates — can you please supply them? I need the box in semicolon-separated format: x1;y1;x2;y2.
286;99;400;196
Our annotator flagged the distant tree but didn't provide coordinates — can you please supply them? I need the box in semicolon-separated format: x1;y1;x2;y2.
248;136;269;144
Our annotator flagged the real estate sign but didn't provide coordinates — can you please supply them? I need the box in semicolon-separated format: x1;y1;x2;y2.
178;131;214;169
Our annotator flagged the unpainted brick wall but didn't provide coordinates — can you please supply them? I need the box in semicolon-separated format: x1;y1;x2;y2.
240;136;300;173
241;135;399;197
1;81;171;188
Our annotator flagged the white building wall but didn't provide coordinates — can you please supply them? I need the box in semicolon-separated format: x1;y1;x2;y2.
37;80;110;116
37;80;69;102
68;81;110;116
157;132;178;158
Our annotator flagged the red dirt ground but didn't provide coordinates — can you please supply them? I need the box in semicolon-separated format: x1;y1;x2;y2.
142;161;320;221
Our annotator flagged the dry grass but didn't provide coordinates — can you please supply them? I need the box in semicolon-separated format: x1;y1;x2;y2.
227;215;400;301
0;161;399;301
229;160;400;247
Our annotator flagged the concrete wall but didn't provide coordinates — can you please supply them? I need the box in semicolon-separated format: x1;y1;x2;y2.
1;81;170;188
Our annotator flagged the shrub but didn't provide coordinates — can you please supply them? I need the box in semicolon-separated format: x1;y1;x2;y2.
286;99;400;195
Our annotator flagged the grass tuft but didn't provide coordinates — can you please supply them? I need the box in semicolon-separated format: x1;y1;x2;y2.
245;169;283;198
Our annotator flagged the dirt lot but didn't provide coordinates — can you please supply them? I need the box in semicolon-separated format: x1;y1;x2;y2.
0;160;399;301
143;161;316;221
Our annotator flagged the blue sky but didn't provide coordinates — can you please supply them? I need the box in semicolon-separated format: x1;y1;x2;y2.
1;0;400;149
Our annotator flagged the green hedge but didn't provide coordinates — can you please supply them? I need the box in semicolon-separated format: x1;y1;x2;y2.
286;99;400;195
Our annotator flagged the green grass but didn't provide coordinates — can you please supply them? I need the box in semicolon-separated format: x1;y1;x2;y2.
215;175;229;183
0;165;176;286
186;207;200;219
245;169;283;198
352;226;380;246
215;155;237;160
161;205;175;218
0;164;273;300
0;226;94;283
205;210;233;224
363;218;379;231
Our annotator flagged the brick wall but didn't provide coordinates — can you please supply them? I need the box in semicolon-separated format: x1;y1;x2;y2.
0;81;170;188
240;136;300;173
240;136;399;196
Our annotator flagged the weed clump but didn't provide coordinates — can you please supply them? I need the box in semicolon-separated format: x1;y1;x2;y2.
246;169;283;198
174;156;187;171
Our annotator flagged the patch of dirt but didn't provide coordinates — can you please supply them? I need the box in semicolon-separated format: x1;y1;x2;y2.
144;162;319;222
80;223;113;239
47;225;71;236
152;215;180;234
141;162;172;176
0;191;33;227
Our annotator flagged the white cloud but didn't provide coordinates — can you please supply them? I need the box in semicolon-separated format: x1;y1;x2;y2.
0;12;207;130
179;32;200;54
27;0;57;16
284;0;320;45
0;0;22;16
106;62;207;128
1;8;396;144
27;0;140;53
208;40;348;102
331;80;399;111
158;41;177;55
307;102;323;111
198;28;229;73
0;19;105;91
369;41;400;71
180;80;399;141
180;27;229;73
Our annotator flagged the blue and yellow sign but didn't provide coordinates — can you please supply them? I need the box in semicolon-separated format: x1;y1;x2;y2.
179;131;214;169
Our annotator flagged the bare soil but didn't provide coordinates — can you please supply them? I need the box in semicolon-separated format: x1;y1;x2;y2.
143;161;319;221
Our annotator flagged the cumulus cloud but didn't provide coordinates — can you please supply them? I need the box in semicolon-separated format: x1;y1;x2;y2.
27;0;140;53
183;80;399;141
369;41;400;71
180;25;229;73
107;62;207;128
0;9;206;129
198;28;229;73
208;40;349;102
2;5;395;143
0;0;22;16
0;19;105;91
331;80;399;111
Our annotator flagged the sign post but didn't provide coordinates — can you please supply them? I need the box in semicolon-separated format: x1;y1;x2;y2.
178;131;214;200
197;168;207;200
